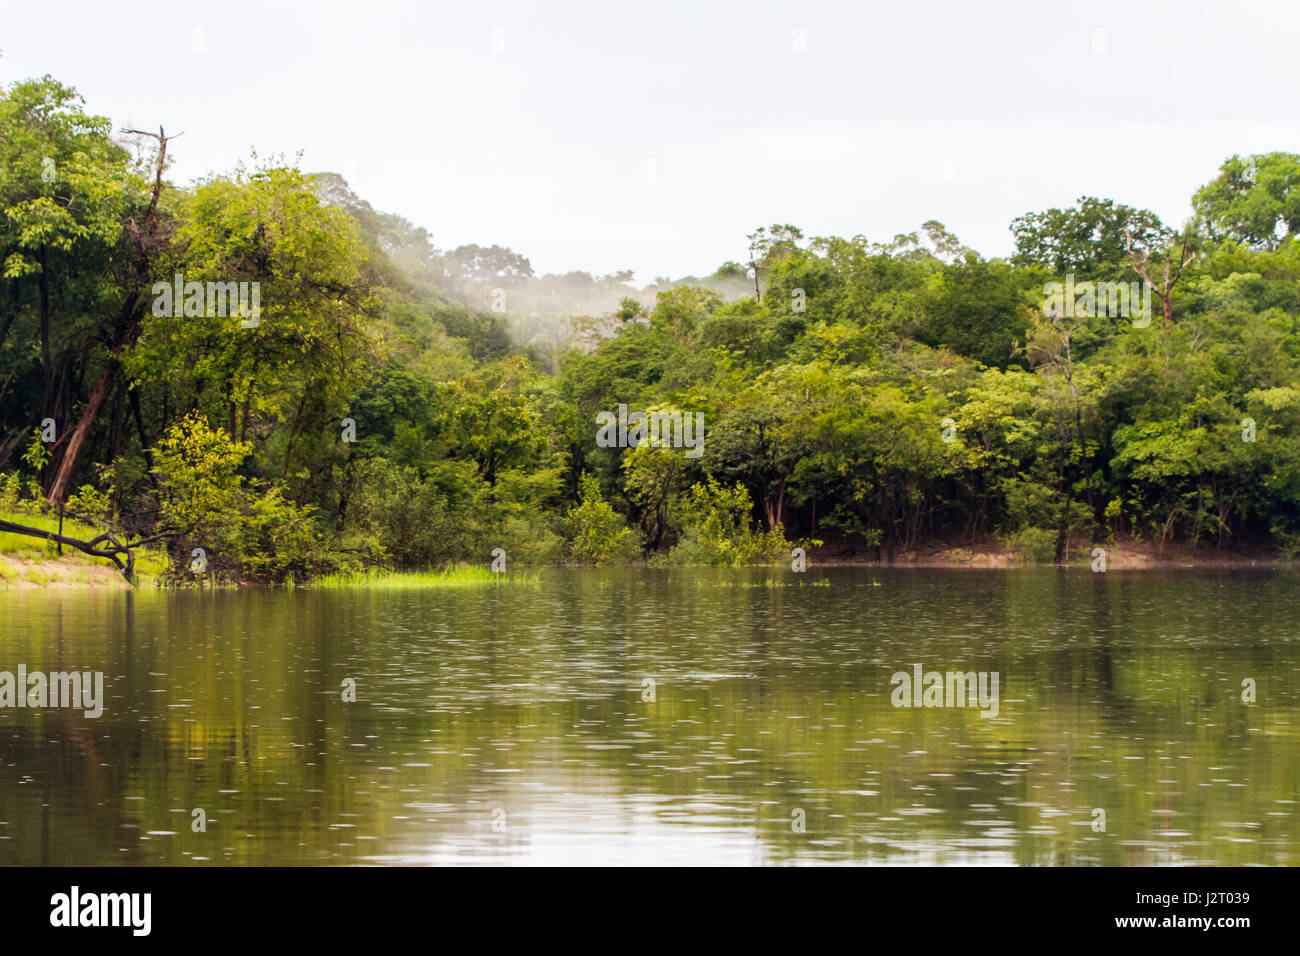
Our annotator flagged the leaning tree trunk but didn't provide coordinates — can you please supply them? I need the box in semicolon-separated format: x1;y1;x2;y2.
48;339;128;505
46;126;171;506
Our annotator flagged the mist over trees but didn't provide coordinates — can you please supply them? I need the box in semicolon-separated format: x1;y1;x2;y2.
4;75;1300;581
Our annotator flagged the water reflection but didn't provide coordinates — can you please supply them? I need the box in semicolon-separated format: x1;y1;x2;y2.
0;568;1295;865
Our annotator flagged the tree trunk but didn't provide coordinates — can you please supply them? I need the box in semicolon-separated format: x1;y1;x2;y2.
0;278;17;353
39;244;51;420
46;126;171;505
129;385;156;481
48;351;122;505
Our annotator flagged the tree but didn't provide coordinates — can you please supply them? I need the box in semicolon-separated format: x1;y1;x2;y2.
1193;152;1300;250
917;259;1034;368
0;77;143;475
443;243;534;292
746;224;803;301
707;372;805;530
1123;228;1197;329
128;161;378;482
46;124;174;505
1011;196;1170;274
440;359;547;487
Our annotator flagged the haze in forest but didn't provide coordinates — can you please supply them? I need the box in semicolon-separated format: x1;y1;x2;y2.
2;0;1297;281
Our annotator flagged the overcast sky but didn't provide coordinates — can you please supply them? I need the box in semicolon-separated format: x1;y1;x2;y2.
3;0;1296;282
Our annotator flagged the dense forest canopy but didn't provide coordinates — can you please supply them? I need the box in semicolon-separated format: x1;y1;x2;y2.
4;75;1300;581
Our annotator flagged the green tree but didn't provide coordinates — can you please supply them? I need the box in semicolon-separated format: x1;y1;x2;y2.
1193;152;1300;250
1011;196;1170;274
566;472;633;564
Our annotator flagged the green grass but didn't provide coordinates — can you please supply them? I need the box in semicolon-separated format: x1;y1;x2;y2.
0;510;108;559
0;509;168;586
132;549;170;581
310;565;538;589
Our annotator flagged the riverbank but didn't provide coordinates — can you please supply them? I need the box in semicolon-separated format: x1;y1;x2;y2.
0;511;168;588
3;536;1290;589
0;549;538;589
0;552;141;588
805;533;1291;569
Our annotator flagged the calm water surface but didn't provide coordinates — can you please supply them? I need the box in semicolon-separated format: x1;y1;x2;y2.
1;568;1297;865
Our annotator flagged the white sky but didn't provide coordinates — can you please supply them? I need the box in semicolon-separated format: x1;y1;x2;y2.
2;0;1296;282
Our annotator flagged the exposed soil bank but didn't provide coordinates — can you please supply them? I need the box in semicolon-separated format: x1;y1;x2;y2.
0;553;136;588
806;533;1291;569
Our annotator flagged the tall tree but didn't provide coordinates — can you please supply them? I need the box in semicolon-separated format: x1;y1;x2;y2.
47;124;174;504
1193;152;1300;250
0;77;135;470
1011;196;1169;274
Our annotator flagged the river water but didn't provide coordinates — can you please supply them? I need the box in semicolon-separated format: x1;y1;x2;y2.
0;567;1296;865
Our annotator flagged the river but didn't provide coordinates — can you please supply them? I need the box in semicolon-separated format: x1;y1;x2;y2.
0;567;1296;865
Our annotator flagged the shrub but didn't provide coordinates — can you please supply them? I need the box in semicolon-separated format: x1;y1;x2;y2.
154;412;325;583
65;483;113;524
669;477;791;566
1006;526;1057;564
343;457;477;568
566;473;634;565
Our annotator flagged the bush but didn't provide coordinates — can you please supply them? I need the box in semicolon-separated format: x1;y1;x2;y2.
343;457;477;568
65;483;113;524
499;515;565;566
231;487;323;581
0;473;40;516
154;412;326;583
669;477;791;566
1006;526;1057;564
566;473;634;565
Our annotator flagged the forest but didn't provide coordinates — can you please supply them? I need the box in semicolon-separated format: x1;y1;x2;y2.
3;74;1300;582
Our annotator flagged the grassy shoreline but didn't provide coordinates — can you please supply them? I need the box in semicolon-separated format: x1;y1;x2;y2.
310;566;539;588
3;517;1291;590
